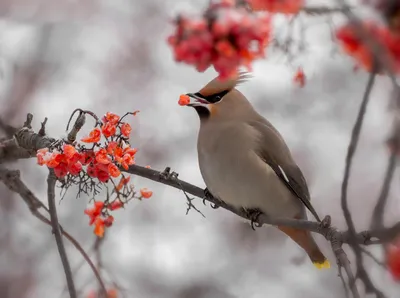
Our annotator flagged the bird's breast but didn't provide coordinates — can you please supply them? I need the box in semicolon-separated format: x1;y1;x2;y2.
197;122;302;218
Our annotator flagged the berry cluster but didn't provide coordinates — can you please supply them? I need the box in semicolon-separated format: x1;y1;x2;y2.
37;112;136;180
167;0;271;79
37;111;153;237
336;21;400;73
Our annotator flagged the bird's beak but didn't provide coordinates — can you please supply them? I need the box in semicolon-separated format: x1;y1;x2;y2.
178;93;209;108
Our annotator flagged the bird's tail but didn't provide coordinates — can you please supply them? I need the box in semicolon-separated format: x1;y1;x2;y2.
277;226;330;269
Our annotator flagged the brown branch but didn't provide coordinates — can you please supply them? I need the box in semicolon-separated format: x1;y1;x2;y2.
0;138;35;163
0;167;44;211
47;169;77;298
2;24;53;123
66;111;86;143
123;164;400;245
14;126;55;152
0;166;107;294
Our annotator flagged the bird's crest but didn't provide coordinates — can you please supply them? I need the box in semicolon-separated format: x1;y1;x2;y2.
198;71;253;97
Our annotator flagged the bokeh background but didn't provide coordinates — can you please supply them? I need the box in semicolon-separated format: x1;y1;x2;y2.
0;0;399;297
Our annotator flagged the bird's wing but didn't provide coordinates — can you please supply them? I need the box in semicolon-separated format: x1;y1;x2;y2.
247;120;321;222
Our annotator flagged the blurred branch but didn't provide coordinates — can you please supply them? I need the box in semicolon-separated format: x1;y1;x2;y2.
341;55;376;243
0;118;18;138
47;169;76;298
0;138;34;163
370;152;397;229
2;24;53;123
339;68;385;298
302;5;352;15
371;90;400;229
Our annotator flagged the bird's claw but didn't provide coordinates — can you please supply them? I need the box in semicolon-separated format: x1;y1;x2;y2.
203;188;221;209
210;202;220;209
320;215;331;228
242;208;263;231
204;187;213;198
160;166;179;180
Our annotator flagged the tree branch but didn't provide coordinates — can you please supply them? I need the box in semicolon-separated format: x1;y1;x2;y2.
0;138;35;163
341;71;376;240
47;169;77;298
331;239;359;298
370;152;397;229
123;164;400;246
0;166;107;295
339;70;382;297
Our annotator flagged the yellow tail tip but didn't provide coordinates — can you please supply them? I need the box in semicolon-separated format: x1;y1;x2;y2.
313;259;331;269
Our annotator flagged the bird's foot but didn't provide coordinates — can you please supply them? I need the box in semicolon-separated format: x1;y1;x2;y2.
320;215;331;229
203;188;221;209
242;207;263;231
160;166;179;180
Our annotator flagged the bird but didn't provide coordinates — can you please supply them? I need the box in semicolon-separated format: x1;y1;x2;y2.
179;72;330;269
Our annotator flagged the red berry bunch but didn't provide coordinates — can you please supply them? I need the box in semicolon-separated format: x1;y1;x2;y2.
167;0;271;79
36;110;153;237
37;111;136;181
336;21;400;74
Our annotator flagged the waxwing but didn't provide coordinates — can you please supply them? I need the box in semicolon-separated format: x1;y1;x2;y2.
180;72;330;269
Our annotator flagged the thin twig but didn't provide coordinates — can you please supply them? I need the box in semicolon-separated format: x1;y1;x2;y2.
339;69;384;297
338;264;350;298
341;70;376;240
47;169;77;298
331;236;360;298
360;247;386;269
370;152;397;229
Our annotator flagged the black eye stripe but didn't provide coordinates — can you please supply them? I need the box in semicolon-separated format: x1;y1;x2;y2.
196;90;229;103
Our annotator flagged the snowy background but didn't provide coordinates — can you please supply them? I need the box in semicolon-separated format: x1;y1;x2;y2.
0;0;399;297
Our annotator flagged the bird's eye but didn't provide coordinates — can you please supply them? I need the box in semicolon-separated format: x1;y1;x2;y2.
203;90;228;103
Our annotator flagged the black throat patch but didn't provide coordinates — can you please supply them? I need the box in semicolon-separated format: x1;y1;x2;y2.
194;106;210;119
